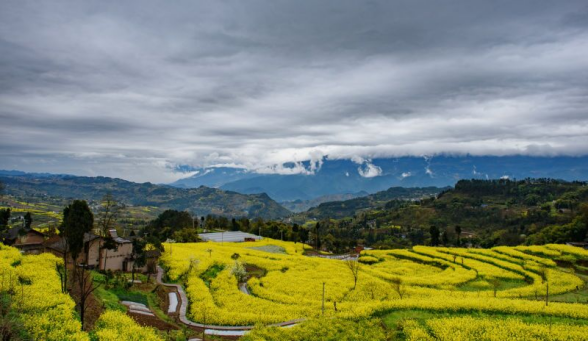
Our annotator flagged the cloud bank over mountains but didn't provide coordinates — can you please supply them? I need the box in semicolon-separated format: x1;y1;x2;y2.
1;1;587;182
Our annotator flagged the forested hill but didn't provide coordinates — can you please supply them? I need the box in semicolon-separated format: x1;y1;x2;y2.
307;179;588;250
0;173;291;219
299;186;447;220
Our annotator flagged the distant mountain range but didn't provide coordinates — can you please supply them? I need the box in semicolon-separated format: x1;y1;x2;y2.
170;156;588;202
0;172;290;219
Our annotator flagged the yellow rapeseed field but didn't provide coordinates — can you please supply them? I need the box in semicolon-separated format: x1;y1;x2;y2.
0;244;162;341
160;239;588;328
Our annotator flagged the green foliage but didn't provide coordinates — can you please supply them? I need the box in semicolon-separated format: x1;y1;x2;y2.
61;200;94;261
289;179;588;250
0;208;10;231
231;261;247;282
144;210;193;242
200;264;225;287
171;227;201;242
23;212;32;229
0;292;29;340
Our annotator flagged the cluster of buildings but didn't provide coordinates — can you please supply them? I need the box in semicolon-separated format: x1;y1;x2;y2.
1;226;160;272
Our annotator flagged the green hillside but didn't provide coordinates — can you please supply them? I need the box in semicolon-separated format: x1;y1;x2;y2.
296;179;588;250
0;174;291;220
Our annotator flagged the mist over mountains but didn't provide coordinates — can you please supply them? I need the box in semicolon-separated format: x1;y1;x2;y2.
170;156;588;202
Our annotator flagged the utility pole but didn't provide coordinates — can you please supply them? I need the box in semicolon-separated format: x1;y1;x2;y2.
322;282;325;316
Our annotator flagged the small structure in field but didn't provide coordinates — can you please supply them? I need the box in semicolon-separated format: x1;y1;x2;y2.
199;231;262;243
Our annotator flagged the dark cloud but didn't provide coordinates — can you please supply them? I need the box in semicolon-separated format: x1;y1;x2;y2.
0;0;587;182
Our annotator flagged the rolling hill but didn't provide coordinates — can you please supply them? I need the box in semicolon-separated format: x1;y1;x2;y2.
0;172;291;219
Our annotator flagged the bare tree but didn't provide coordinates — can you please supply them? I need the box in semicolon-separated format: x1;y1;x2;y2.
488;277;500;298
390;277;406;299
97;193;124;270
538;267;550;306
55;238;69;293
56;262;67;294
188;256;200;275
346;258;360;290
97;193;124;236
73;266;101;330
364;280;379;300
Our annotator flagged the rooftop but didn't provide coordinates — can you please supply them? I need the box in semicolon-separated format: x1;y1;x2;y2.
199;231;262;243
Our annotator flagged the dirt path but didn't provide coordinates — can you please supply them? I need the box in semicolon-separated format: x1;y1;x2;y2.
156;266;303;336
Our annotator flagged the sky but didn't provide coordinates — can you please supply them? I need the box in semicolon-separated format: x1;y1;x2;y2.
1;0;587;183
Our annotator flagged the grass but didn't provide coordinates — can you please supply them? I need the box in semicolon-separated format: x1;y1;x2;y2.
93;286;126;312
200;264;225;287
146;291;176;325
111;288;149;305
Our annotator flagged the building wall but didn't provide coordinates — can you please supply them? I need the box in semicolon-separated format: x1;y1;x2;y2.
100;243;133;271
14;232;45;246
86;239;101;267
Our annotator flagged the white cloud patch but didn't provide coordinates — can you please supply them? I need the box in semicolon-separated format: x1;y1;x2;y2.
358;162;383;178
401;172;412;178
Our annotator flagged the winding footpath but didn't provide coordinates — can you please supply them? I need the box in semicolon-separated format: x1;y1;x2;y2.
156;266;303;337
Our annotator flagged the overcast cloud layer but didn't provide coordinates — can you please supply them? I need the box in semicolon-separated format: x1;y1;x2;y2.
1;0;587;182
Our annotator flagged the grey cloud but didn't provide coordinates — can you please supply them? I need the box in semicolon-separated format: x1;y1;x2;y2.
1;0;587;182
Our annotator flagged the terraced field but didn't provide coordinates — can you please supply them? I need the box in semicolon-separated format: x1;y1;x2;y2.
161;241;588;339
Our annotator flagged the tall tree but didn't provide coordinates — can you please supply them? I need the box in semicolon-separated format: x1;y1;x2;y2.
231;218;239;231
0;208;10;233
455;225;462;246
130;238;147;286
23;212;32;230
61;200;94;264
429;225;440;246
441;229;449;246
314;222;321;250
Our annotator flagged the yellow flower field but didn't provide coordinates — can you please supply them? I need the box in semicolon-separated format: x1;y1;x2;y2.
0;244;162;341
160;239;588;327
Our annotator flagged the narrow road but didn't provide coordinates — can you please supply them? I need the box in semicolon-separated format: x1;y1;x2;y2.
156;266;303;336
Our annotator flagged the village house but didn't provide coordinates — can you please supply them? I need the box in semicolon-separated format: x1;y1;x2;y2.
44;229;159;272
1;226;46;254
